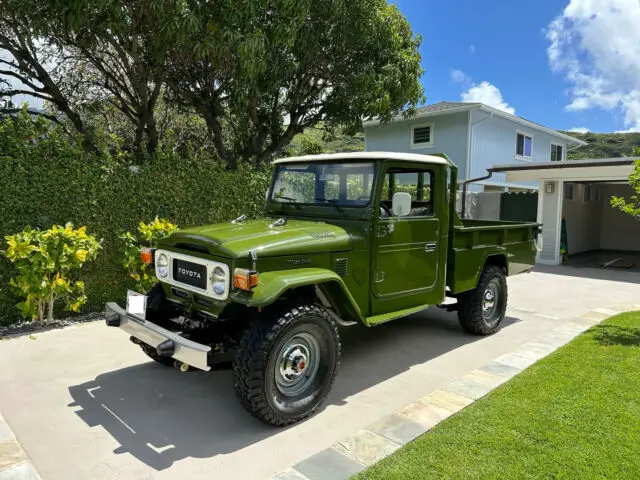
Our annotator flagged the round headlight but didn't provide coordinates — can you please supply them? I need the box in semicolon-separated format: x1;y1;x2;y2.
157;253;169;278
213;282;226;295
212;266;226;282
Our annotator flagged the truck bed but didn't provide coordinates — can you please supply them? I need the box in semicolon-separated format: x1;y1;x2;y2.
447;216;540;294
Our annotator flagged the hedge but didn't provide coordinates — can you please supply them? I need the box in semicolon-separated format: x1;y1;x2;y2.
0;113;270;325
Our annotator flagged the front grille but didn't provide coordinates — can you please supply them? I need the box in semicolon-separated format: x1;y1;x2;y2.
172;288;189;298
173;258;207;289
334;258;348;277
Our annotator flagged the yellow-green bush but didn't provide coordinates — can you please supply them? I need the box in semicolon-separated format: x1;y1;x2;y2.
120;217;178;293
0;111;270;325
2;224;101;322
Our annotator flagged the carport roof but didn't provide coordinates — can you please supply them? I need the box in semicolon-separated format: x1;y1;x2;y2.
489;157;636;183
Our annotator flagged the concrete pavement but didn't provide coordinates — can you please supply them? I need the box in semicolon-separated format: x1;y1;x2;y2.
0;266;638;480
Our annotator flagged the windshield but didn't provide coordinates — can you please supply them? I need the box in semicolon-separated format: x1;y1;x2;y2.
271;162;376;207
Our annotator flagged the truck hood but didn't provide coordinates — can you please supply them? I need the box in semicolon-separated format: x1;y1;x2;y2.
158;218;351;258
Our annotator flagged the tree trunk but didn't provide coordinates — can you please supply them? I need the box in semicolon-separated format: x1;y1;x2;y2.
38;300;45;323
47;292;55;323
146;116;159;154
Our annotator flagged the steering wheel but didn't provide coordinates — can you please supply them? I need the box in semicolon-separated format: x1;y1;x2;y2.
380;202;393;217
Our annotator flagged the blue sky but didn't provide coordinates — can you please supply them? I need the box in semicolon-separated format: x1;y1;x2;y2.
394;0;640;134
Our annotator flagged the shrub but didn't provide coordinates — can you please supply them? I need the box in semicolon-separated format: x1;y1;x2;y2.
120;217;178;293
2;224;101;322
0;112;271;325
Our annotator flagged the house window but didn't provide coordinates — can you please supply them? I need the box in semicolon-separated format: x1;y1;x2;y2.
551;144;564;162
564;183;574;200
410;123;434;148
516;132;533;159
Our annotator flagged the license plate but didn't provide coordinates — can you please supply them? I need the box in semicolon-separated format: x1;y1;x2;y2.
126;290;147;319
173;259;207;289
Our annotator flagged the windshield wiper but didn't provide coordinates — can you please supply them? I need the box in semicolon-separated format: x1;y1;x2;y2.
275;195;302;210
315;198;344;213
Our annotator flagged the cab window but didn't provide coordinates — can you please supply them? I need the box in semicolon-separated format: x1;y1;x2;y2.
380;168;433;217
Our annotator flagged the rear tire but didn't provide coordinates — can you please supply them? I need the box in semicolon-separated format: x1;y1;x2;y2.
233;304;341;427
458;265;508;335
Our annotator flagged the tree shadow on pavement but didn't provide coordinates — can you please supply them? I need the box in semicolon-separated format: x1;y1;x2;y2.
67;307;521;471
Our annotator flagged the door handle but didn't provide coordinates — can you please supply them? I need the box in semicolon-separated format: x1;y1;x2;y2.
425;242;437;252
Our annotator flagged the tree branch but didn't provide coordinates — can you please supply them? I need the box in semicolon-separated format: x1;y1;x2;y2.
0;107;59;123
0;89;53;102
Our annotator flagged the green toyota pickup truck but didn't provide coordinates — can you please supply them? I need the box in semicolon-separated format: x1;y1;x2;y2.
105;152;540;426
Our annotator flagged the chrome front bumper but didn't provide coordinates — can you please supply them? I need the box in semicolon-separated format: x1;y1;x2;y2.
105;302;211;371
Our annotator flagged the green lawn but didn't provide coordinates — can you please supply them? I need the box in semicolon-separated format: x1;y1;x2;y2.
355;312;640;480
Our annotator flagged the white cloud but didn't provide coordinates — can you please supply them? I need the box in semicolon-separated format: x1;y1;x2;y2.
568;127;589;133
461;81;515;114
546;1;640;130
450;69;470;83
469;45;476;54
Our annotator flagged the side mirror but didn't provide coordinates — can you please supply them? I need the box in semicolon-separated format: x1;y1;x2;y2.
392;192;412;217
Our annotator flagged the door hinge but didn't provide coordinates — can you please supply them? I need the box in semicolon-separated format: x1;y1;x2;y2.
375;271;385;283
425;242;437;252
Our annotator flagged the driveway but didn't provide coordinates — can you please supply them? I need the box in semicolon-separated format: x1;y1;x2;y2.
0;266;638;480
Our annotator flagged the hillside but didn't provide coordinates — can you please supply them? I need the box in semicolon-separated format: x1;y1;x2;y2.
289;126;640;161
559;131;640;160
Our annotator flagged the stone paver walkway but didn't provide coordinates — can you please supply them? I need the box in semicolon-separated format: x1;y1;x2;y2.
270;305;639;480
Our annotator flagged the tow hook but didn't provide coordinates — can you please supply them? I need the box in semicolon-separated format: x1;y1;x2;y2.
175;361;191;373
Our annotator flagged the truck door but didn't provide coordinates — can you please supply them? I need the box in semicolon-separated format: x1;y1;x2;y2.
371;165;441;315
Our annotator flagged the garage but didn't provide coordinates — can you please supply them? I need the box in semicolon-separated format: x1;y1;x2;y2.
489;158;639;270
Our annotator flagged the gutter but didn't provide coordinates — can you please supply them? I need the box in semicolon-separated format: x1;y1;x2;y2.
465;111;494;184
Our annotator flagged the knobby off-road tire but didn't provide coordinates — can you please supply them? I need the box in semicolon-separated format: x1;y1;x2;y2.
233;303;341;427
458;265;508;335
139;283;179;367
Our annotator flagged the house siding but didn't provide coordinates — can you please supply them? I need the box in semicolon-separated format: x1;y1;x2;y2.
364;112;469;179
469;110;566;189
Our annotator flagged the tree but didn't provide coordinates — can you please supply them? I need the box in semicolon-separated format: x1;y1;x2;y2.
42;0;198;155
166;0;424;169
611;146;640;220
0;1;97;152
1;0;199;155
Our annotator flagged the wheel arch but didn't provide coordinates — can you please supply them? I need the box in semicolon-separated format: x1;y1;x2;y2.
483;253;508;276
230;268;364;324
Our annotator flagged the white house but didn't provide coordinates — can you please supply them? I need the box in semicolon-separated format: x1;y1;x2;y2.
491;159;639;268
364;102;586;192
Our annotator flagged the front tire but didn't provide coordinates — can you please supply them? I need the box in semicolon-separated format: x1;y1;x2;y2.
139;342;175;367
458;265;508;335
233;304;341;427
138;283;179;367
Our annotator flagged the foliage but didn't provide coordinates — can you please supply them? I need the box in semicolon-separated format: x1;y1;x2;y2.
2;0;423;165
162;0;425;168
0;111;271;325
562;131;640;160
120;217;178;293
298;137;324;156
356;311;640;480
610;146;640;220
2;224;100;322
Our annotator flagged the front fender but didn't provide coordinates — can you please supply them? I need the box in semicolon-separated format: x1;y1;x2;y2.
230;268;363;321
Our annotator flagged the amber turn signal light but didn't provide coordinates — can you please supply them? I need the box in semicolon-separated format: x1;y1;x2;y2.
234;268;259;291
140;247;154;265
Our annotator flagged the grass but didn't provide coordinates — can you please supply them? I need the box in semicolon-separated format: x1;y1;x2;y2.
355;312;640;480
